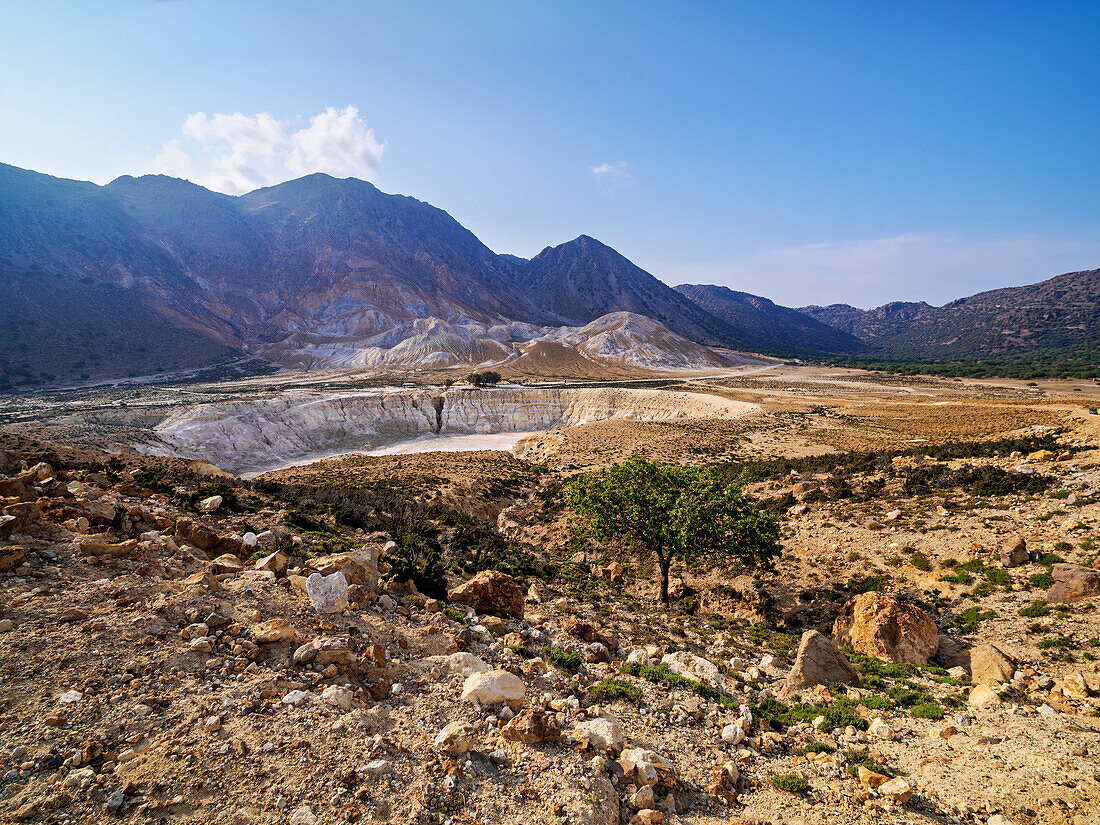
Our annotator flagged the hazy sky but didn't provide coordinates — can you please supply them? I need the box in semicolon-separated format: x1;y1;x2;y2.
2;1;1098;308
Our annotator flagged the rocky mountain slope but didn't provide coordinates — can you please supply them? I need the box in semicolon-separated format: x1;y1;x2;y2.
674;284;863;355
800;269;1100;374
511;236;740;348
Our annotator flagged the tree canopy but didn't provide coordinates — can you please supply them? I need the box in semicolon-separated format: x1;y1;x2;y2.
568;455;781;603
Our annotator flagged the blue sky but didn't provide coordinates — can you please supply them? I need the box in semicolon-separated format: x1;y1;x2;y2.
2;0;1098;307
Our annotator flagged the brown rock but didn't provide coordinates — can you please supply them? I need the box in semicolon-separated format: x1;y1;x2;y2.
858;765;889;789
832;592;938;664
0;514;18;541
307;548;379;589
254;550;289;576
1048;563;1100;603
999;536;1028;568
253;618;295;644
448;570;524;619
0;547;26;571
501;708;561;744
175;518;219;551
969;644;1016;685
785;630;861;691
211;553;245;574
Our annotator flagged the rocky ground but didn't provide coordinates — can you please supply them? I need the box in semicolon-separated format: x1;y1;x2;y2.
1;373;1100;825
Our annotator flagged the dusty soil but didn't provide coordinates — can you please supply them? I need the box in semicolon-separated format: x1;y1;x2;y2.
1;366;1099;825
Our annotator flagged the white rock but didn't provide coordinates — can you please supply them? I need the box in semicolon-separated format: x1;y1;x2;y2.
289;806;318;825
433;720;473;754
282;689;310;706
361;759;391;776
63;766;96;788
445;652;490;677
58;690;82;704
868;717;894;741
197;495;223;514
242;532;258;548
306;571;349;613
322;685;354;709
627;648;651;665
720;723;745;745
576;717;624;752
461;669;525;708
661;651;723;689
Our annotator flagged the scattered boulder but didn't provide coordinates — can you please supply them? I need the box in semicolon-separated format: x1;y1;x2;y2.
252;618;295;644
254;550;288;576
501;708;561;743
448;570;524;619
879;776;913;805
785;629;862;691
196;495;223;514
999;536;1028;568
433;720;473;754
576;716;624;753
660;651;724;690
307;548;379;590
832;592;938;664
306;571;349;614
321;685;354;709
461;669;525;709
1048;563;1100;604
211;553;244;574
968;644;1016;685
968;684;1000;707
0;514;18;540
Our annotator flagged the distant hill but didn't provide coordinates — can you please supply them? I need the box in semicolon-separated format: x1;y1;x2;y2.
801;268;1100;376
511;235;738;347
674;283;863;355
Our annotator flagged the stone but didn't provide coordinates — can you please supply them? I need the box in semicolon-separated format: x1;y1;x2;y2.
1061;671;1099;700
58;689;82;704
307;548;379;589
630;785;656;810
1028;449;1055;461
306;571;349;613
444;652;490;677
0;548;27;571
879;776;912;805
321;685;354;709
448;569;524;619
661;651;723;690
785;629;861;691
969;644;1016;685
720;723;745;745
433;720;473;754
210;553;244;574
576;716;624;753
501;708;561;743
832;592;938;664
858;765;889;788
289;806;319;825
461;669;525;709
0;514;17;540
254;550;288;576
1048;563;1100;604
282;689;310;706
203;715;222;733
968;684;1000;707
196;495;223;514
868;717;894;740
630;812;664;825
252;618;295;644
999;536;1028;568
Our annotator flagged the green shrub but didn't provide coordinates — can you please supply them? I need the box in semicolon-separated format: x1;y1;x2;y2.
1019;600;1050;617
587;679;643;706
770;773;809;793
911;700;945;719
804;741;835;754
910;552;932;572
545;646;582;673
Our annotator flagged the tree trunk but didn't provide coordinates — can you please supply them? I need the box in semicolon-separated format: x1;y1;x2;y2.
659;557;671;604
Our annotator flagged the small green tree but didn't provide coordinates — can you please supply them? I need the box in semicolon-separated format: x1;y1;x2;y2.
568;456;781;603
467;370;502;387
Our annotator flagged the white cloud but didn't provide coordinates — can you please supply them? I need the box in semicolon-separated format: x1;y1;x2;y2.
656;233;1100;308
591;160;633;193
146;106;384;194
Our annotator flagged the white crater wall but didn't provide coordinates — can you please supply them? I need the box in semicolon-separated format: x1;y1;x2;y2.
150;387;757;475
